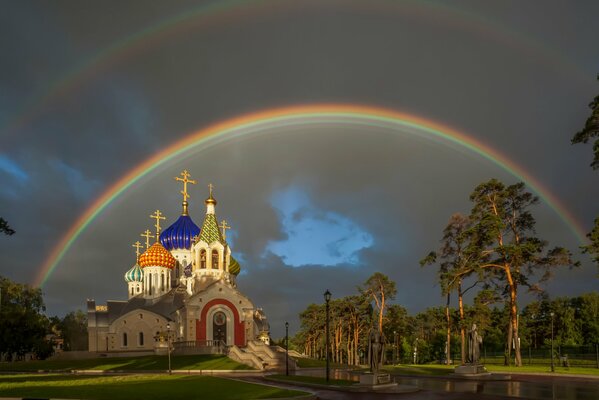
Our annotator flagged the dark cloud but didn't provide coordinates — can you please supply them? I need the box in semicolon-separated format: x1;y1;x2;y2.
1;0;597;338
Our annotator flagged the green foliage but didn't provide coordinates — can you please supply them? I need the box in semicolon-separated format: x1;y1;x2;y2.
53;310;88;351
0;276;51;360
359;272;396;333
571;74;599;169
0;218;15;236
580;217;599;272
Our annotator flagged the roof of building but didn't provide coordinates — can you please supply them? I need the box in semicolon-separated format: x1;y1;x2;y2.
124;263;143;282
139;242;177;269
160;214;200;250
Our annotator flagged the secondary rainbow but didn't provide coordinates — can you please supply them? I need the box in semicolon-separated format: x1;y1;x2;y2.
2;0;592;147
34;104;588;287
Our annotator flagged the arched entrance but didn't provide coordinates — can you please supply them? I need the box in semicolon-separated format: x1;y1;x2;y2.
196;298;245;346
212;311;227;343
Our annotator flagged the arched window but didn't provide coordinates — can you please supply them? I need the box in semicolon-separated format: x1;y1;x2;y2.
161;273;164;291
212;250;219;269
139;332;144;346
130;287;133;296
200;249;206;269
123;333;128;347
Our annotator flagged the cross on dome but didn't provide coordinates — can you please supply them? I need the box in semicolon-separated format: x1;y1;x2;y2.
140;229;154;249
220;220;231;241
174;169;197;215
150;210;166;239
132;241;143;261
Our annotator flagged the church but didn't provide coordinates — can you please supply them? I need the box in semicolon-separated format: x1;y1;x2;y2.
87;170;271;356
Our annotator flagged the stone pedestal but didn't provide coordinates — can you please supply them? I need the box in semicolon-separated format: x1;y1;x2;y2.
454;364;488;375
356;372;397;389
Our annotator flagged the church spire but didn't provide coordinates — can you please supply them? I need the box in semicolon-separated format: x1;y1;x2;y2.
205;183;217;215
174;169;196;216
199;183;223;244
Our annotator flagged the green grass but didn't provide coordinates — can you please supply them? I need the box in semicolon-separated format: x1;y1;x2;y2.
0;374;307;400
269;374;356;386
384;363;599;377
0;354;252;372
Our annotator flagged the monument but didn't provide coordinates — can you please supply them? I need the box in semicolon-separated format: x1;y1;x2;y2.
455;323;487;375
356;329;396;388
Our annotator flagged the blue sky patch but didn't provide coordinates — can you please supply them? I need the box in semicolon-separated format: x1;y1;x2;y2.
266;186;373;267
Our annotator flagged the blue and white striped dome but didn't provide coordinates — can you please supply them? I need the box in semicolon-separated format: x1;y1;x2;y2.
124;264;143;282
160;214;200;250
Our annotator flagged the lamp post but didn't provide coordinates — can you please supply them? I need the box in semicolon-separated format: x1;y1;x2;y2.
550;312;555;373
393;331;397;365
324;289;332;383
285;321;289;376
166;322;172;375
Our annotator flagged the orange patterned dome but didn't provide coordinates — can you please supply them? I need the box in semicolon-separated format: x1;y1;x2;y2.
139;242;176;269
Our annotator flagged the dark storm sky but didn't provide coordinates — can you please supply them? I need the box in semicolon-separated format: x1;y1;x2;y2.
1;0;597;337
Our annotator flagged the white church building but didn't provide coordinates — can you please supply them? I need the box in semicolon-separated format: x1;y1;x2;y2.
87;171;276;365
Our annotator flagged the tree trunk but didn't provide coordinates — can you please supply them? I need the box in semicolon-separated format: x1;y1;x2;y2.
445;292;451;365
505;267;522;366
458;282;466;365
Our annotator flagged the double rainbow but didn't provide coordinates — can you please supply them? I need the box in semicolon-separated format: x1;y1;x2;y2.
34;104;587;288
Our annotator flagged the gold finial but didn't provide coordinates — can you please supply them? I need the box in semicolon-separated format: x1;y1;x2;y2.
132;241;143;261
174;169;197;215
205;183;217;205
150;210;166;239
141;230;154;249
219;220;231;241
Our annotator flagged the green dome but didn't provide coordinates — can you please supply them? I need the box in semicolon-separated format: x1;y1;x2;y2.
229;257;241;275
124;263;143;282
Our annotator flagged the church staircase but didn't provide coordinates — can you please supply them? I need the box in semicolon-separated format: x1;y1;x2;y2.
228;341;297;371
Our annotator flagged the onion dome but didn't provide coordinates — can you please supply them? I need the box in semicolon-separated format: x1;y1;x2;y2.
229;257;241;276
124;264;144;282
199;190;224;244
139;242;177;269
160;215;200;250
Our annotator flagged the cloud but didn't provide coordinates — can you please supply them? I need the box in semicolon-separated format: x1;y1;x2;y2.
0;154;28;181
48;159;101;201
266;185;373;267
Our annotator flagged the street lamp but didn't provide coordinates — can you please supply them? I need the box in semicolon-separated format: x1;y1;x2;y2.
166;322;172;375
324;289;332;383
285;321;289;376
550;312;555;373
393;331;397;365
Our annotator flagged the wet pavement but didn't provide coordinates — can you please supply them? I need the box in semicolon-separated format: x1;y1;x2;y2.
246;368;599;400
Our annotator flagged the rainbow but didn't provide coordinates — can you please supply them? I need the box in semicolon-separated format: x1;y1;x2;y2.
2;0;592;146
34;104;588;288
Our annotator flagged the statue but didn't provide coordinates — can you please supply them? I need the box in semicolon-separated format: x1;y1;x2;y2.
467;323;483;364
368;329;385;373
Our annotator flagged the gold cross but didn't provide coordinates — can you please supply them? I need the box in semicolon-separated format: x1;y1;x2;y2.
174;169;197;203
141;229;154;249
132;241;143;260
219;220;231;241
149;210;166;238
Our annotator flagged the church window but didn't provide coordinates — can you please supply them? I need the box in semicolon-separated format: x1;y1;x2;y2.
139;332;144;346
130;287;133;296
161;273;164;291
212;250;219;269
123;333;128;347
200;250;206;269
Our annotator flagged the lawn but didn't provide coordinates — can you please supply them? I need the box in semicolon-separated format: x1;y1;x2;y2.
0;374;307;400
0;354;252;372
268;374;356;386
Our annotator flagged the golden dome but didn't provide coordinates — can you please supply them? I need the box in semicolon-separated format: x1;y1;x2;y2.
139;242;176;269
